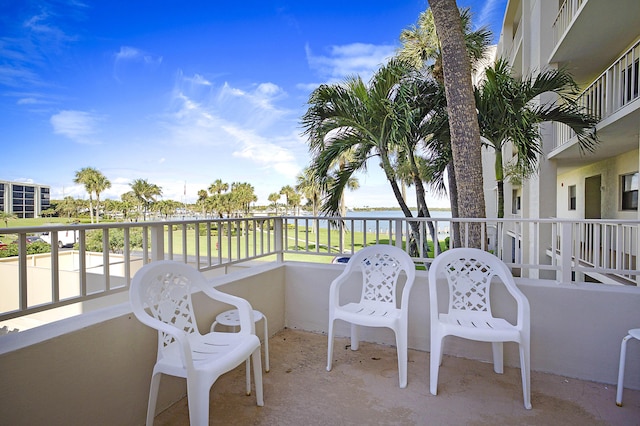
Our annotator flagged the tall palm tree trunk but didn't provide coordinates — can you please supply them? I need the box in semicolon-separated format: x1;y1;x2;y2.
429;0;486;248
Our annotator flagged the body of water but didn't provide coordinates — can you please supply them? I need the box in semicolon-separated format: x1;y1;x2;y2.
320;210;452;235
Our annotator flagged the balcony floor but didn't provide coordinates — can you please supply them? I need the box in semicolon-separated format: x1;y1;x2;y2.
154;329;640;425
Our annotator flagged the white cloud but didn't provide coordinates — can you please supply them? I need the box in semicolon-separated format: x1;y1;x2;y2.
50;110;102;144
225;125;300;178
113;46;163;81
305;42;397;83
157;73;302;180
477;0;506;33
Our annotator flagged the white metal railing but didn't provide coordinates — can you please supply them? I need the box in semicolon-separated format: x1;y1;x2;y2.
0;217;278;322
555;38;640;147
1;216;638;322
553;0;586;45
507;16;523;66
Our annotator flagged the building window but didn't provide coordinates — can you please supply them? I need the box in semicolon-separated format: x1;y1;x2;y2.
621;173;638;210
511;190;521;214
622;58;639;105
568;185;576;210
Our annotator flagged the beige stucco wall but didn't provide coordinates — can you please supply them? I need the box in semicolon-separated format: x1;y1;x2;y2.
284;262;640;388
0;262;285;426
556;149;640;220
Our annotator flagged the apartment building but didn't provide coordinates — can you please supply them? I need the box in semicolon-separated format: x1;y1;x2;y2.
0;180;51;219
491;0;640;281
496;0;640;221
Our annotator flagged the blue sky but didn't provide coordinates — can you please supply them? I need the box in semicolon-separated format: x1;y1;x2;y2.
1;0;506;209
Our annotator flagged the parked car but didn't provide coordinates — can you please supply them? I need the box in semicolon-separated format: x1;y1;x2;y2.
0;240;7;250
40;229;78;248
11;236;48;245
27;236;47;244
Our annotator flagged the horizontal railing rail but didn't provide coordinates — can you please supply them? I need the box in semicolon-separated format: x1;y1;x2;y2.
1;215;638;323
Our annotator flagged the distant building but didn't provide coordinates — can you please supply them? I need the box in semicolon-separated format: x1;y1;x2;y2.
0;180;51;218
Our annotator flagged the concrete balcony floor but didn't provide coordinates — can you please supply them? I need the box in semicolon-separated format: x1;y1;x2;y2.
153;329;640;425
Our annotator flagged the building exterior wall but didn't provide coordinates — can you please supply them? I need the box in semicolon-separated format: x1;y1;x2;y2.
494;0;640;223
0;180;51;218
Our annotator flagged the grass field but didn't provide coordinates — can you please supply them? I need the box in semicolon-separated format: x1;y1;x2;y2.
1;217;445;263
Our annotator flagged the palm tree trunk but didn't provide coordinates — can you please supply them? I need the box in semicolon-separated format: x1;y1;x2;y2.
495;148;505;219
380;153;421;256
429;0;486;248
447;162;462;248
88;196;94;224
408;153;438;255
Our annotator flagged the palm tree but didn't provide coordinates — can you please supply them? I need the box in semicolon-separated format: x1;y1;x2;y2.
302;58;444;256
196;189;209;217
268;193;280;215
302;58;416;218
296;167;324;217
279;185;295;215
398;5;492;230
130;179;162;220
476;59;599;218
0;211;17;227
428;0;486;248
74;167;99;223
55;196;78;220
121;191;138;221
92;172;111;223
231;182;257;215
398;7;491;83
208;179;229;196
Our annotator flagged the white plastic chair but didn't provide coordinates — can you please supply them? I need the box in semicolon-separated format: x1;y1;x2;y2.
428;248;531;409
616;328;640;406
130;260;264;426
326;244;416;388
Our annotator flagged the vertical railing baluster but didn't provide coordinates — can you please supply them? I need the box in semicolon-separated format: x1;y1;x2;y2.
102;228;110;291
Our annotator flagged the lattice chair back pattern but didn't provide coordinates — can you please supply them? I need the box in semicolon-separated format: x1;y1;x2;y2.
327;244;416;388
144;270;198;353
130;261;263;426
428;248;531;409
360;250;403;305
445;255;495;314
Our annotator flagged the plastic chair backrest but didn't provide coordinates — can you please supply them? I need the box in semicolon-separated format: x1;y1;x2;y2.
430;248;518;318
345;245;416;306
130;261;204;352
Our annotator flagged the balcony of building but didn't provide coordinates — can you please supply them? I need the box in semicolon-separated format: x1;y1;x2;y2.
550;0;640;85
549;37;640;163
1;217;639;424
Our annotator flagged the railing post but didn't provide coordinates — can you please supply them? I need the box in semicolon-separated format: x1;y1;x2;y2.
275;217;284;263
394;219;403;249
150;224;165;262
560;222;573;283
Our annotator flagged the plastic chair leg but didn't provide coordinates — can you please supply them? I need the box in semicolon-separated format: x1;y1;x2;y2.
617;334;632;406
327;318;335;371
519;342;532;409
146;372;162;426
430;335;443;395
245;359;251;396
492;342;504;374
187;379;211;426
252;347;264;406
350;323;360;351
396;328;408;388
263;315;270;372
